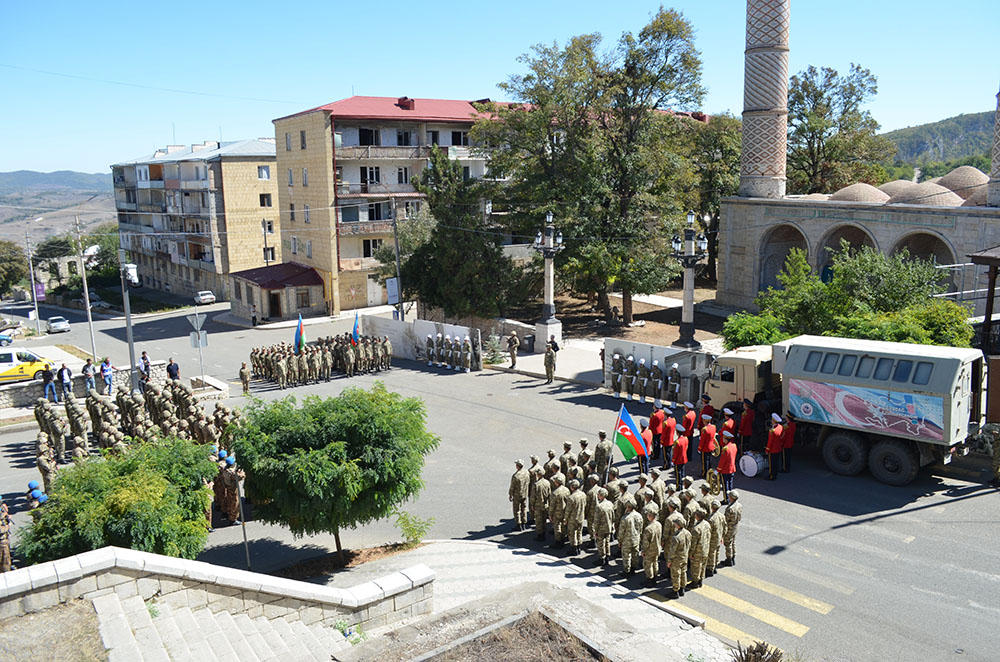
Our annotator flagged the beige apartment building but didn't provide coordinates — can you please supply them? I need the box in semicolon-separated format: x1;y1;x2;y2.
263;96;488;317
111;139;280;300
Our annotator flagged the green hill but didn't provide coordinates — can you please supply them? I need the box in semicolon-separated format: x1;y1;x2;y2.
882;111;993;163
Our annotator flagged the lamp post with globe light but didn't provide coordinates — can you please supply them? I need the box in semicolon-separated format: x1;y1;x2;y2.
671;210;709;349
532;211;564;349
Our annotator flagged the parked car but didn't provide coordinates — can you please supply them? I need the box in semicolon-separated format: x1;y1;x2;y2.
194;290;216;305
0;348;54;382
0;332;12;347
46;316;71;333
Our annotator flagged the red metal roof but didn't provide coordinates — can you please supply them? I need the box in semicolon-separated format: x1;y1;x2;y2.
230;262;324;290
275;96;491;123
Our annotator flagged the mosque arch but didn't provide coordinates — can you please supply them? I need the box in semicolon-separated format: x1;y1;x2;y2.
758;224;808;292
816;224;878;280
890;231;956;266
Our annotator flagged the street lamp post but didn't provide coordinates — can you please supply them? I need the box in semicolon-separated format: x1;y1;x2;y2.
532;211;564;349
671;210;709;349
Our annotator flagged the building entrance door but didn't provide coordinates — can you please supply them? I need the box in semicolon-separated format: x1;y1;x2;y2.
269;291;282;319
366;276;383;306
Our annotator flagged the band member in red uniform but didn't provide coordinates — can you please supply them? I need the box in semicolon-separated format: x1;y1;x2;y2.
698;414;717;478
766;413;784;480
717;430;738;500
673;424;689;490
661;408;677;470
738;398;755;455
721;408;736;439
698;394;714;430
649;401;665;464
782;412;796;473
682;402;697;438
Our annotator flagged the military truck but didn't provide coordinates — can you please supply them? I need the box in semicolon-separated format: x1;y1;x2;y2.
704;335;986;485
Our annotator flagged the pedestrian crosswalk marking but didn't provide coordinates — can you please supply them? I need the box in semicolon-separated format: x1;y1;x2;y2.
678;604;769;648
770;561;855;596
724;570;834;614
695;584;810;637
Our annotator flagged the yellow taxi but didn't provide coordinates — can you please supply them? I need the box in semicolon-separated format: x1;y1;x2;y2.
0;347;54;383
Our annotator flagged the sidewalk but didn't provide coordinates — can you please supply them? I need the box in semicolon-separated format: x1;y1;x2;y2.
487;337;605;386
213;303;407;330
320;539;731;662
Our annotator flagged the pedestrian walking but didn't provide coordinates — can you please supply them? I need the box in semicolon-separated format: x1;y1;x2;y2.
82;358;97;392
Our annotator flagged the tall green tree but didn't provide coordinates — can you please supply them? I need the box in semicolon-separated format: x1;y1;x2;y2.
692;113;741;280
402;146;527;318
0;240;28;296
17;438;217;564
230;386;439;561
787;64;896;193
82;222;121;276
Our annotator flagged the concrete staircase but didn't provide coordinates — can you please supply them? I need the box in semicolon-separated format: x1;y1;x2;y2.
93;592;351;662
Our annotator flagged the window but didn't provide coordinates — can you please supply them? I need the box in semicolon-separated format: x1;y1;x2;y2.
462;166;471;182
855;356;874;378
288;168;294;186
300;130;307;149
398;166;409;184
360;166;381;184
305;240;312;258
341;205;359;222
234;282;242;301
820;353;839;374
397;130;412;146
296;289;310;308
0;352;12;364
245;286;252;305
404;200;421;217
263;246;275;262
335;166;343;183
291;237;298;254
257;165;270;180
838;354;857;376
302;168;308;187
803;351;822;372
451;131;469;146
913;361;933;385
427;130;439;145
263;219;274;233
712;364;735;382
893;360;913;383
285;132;291;151
363;239;383;257
259;193;272;207
304;204;310;223
359;127;380;146
874;358;894;380
289;204;295;221
368;202;385;221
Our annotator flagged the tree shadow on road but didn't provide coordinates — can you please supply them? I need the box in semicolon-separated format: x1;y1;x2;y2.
197;537;330;576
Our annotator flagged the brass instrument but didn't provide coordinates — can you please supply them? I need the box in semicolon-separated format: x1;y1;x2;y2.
712;444;721;457
706;469;722;495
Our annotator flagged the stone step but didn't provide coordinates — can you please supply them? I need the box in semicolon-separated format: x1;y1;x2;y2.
92;592;143;662
213;609;261;662
150;605;194;661
163;605;212;658
192;606;240;662
253;616;290;660
233;612;277;661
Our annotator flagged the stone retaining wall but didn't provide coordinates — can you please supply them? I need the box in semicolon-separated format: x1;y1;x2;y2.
0;546;433;633
0;361;167;409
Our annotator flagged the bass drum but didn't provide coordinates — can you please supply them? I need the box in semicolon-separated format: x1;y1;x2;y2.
739;451;766;478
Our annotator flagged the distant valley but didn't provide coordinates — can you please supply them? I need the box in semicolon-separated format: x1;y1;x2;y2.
0;170;114;244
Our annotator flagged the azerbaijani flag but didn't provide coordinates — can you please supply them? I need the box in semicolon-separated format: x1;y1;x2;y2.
351;311;360;346
614;404;647;460
293;314;306;354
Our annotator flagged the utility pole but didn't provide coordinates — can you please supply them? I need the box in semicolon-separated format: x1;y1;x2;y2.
118;250;139;392
24;228;41;336
75;215;99;361
391;212;404;322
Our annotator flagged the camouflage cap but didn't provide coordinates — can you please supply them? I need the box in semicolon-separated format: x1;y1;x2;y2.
568;479;580;489
597;487;608;498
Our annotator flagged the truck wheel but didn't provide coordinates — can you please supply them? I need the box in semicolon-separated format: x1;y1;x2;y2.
822;431;868;476
868;439;919;486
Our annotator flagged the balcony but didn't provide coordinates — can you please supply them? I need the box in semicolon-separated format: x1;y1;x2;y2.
137;179;165;189
335;145;434;160
116;201;137;211
339;257;380;271
181;179;210;190
138;202;167;213
339;220;393;236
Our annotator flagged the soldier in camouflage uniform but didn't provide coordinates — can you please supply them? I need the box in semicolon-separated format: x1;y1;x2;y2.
689;508;711;588
548;475;569;548
592;487;615;567
641;504;663;585
461;336;472;373
723;489;742;567
426;335;435;366
618;500;643;576
531;467;551;541
667;513;691;598
707;498;726;576
508;459;530;531
563;478;587;555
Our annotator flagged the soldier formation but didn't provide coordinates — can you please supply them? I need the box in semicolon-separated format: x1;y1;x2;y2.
424;332;479;372
508;433;743;598
249;333;393;389
609;355;682;403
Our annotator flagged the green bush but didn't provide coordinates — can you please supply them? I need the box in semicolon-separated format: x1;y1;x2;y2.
17;438;218;564
722;313;792;350
392;509;435;548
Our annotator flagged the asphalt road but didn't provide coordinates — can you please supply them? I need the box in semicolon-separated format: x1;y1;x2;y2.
1;301;998;661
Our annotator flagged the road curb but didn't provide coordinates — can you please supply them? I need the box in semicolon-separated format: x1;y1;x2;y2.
483;364;603;388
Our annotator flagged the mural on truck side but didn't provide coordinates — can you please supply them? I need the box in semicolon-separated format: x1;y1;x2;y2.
788;378;944;441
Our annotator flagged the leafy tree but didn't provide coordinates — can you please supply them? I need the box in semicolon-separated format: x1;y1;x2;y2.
33;234;73;260
787;64;896;193
82;222;121;276
692;113;741;280
0;240;28;296
402;146;527;318
17;439;217;564
373;206;436;285
723;244;972;349
229;385;439;561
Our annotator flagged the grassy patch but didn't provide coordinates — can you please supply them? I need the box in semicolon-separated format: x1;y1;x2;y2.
56;344;92;361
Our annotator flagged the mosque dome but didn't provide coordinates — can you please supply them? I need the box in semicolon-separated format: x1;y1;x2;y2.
801;193;831;200
829;183;890;203
937;165;989;200
887;182;964;207
961;185;988;207
926;177;942;184
878;179;920;197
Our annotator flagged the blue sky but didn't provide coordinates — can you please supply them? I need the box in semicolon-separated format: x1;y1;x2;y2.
1;0;996;173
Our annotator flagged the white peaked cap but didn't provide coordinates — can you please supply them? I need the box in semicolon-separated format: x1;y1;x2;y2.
672;363;679;369
723;408;733;415
639;358;645;364
701;413;712;420
683;401;694;408
772;413;782;423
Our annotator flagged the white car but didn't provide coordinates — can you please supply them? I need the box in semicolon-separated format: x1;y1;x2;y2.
194;290;216;305
46;316;71;333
